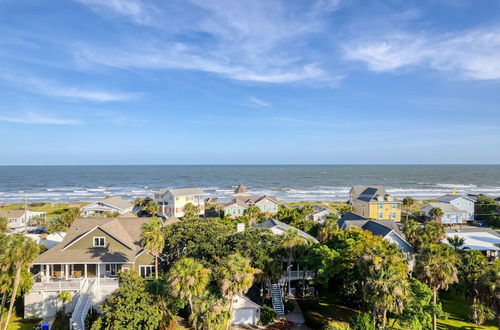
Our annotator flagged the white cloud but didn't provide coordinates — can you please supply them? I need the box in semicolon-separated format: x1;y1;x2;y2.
74;0;152;24
343;26;500;80
72;0;342;84
248;97;270;107
0;112;81;125
0;71;138;102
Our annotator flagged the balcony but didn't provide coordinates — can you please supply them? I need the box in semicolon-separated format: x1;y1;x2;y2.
282;270;315;281
31;278;84;292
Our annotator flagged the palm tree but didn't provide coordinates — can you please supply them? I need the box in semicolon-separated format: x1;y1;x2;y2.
429;207;444;222
189;293;231;330
142;199;159;217
57;290;72;313
166;257;211;315
243;205;262;227
415;244;459;330
447;235;465;251
215;253;259;329
2;234;39;330
318;218;339;243
141;217;165;280
403;219;420;246
477;260;500;328
402;197;416;222
459;250;488;322
0;218;7;234
281;229;307;295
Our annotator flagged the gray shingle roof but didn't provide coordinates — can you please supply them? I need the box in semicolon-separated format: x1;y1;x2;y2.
438;194;476;203
357;187;399;203
234;184;248;195
255;219;318;242
167;188;204;196
421;202;468;214
338;214;405;238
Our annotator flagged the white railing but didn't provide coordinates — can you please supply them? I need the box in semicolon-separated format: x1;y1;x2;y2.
70;279;95;330
282;270;315;280
31;279;83;292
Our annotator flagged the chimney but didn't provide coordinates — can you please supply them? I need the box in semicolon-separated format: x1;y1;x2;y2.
237;223;245;233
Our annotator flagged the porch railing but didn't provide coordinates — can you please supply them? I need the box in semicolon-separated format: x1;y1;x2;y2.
31;279;83;292
282;270;315;280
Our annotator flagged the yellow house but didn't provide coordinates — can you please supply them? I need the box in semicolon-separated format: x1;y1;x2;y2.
352;187;401;221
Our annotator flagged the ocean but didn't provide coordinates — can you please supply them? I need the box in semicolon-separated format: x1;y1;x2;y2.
0;165;499;203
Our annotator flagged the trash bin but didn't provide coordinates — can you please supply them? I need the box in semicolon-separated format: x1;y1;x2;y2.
41;322;49;330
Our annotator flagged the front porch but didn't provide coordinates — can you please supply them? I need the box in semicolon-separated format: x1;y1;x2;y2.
33;263;131;283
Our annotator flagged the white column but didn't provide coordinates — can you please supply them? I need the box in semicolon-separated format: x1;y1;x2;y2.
65;264;69;280
84;264;88;278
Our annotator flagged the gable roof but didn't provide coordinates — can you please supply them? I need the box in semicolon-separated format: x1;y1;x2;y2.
437;194;476;203
234;184;248;195
255;219;319;243
226;195;279;209
167;188;204;196
350;185;387;198
33;217;151;264
338;214;405;238
421;202;468;214
444;228;500;251
357;187;398;203
0;209;25;218
82;196;133;211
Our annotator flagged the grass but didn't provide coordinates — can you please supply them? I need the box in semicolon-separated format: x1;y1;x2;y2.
1;202;89;220
1;311;40;330
438;292;497;330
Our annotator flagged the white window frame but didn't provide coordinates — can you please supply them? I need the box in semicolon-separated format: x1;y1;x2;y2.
93;237;106;247
139;265;155;279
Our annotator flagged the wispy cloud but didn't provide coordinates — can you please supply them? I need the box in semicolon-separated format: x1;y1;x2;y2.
343;25;500;80
248;97;270;107
1;71;138;102
72;0;343;84
0;111;81;125
74;0;152;24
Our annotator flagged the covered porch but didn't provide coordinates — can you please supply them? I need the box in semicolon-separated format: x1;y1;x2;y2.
33;263;132;283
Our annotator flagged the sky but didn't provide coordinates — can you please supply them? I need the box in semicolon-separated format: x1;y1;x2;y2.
0;0;500;165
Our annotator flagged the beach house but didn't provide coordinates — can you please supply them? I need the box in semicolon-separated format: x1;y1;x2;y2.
351;186;401;221
25;217;156;327
437;194;476;221
80;196;134;217
420;202;468;225
0;209;46;232
224;195;279;217
155;188;205;218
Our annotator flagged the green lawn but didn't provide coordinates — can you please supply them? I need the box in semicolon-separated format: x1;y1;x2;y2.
438;293;497;330
1;202;88;220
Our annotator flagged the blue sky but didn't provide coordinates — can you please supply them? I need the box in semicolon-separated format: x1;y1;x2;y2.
1;0;500;165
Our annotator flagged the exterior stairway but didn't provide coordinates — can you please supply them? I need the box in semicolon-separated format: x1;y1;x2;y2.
70;279;95;330
271;283;284;315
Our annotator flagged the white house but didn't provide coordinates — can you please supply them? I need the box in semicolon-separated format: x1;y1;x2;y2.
81;196;134;217
232;294;261;325
437;194;476;221
25;232;67;250
155;188;205;218
444;228;500;260
307;205;332;223
0;209;46;232
420;202;468;225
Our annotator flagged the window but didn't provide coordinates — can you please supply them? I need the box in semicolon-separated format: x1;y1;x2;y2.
378;212;384;219
391;212;396;219
139;265;155;279
105;264;120;276
391;203;398;209
93;237;105;247
378;203;384;209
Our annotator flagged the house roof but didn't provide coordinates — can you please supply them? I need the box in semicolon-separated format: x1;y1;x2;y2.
33;217;151;264
255;219;319;243
0;209;25;218
437;194;476;203
338;214;405;238
444;228;500;251
225;195;279;209
234;184;248;195
350;185;387;198
421;202;468;214
82;196;133;211
356;187;399;203
168;188;204;196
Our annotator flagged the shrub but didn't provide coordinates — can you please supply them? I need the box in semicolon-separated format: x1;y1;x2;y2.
470;303;495;325
260;305;277;325
284;299;295;313
350;313;375;330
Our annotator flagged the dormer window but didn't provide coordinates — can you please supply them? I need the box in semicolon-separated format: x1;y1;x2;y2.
93;237;105;247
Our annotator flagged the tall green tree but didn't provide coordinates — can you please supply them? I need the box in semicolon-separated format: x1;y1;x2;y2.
428;207;444;222
400;278;444;330
141;217;165;280
415;244;459;330
92;271;162;330
280;229;307;294
215;253;259;329
402;196;416;222
57;290;72;313
415;221;445;250
189;293;231;330
475;195;500;227
477;260;500;328
184;203;201;219
459;250;489;322
0;218;7;234
243;205;263;226
403;219;420;246
2;234;39;330
166;257;211;315
142;199;159;217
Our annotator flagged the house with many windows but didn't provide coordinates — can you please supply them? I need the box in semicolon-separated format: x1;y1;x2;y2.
0;209;46;232
155;187;205;218
349;185;387;204
351;186;401;221
80;196;134;217
25;217;156;323
224;195;279;217
437;194;476;221
420;202;468;225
